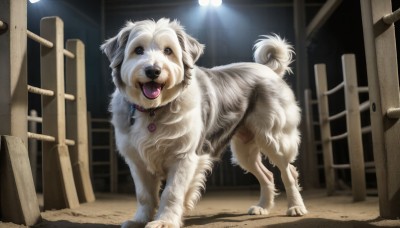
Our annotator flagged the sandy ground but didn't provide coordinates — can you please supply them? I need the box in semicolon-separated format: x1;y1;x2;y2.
1;189;400;228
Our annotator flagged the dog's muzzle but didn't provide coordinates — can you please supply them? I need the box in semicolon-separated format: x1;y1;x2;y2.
145;65;161;80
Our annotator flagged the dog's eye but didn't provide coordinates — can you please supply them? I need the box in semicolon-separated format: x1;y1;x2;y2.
134;46;144;55
164;47;173;56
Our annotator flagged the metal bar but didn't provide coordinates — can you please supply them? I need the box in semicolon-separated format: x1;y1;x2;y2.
313;121;319;126
387;107;400;119
382;7;400;24
324;81;345;96
330;132;348;141
328;110;347;122
27;85;54;96
27;30;53;48
27;115;43;123
64;93;75;101
27;132;55;142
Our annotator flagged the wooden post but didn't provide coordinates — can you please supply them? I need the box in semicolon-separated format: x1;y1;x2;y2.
303;89;320;189
110;125;118;193
0;0;28;145
360;0;400;218
28;110;38;188
314;64;335;195
0;136;41;226
40;17;79;210
0;0;41;225
66;39;95;203
342;54;366;202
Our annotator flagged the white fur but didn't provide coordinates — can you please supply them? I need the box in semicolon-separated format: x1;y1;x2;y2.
102;18;307;228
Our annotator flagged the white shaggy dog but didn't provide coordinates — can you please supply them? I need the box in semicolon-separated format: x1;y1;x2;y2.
101;18;307;228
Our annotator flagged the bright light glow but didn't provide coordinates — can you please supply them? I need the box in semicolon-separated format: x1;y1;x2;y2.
212;0;222;7
199;0;222;7
29;0;41;3
198;0;210;6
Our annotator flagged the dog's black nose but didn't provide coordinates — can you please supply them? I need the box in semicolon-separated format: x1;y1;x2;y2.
145;66;161;80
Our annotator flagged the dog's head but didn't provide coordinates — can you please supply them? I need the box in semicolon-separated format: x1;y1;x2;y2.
101;18;204;108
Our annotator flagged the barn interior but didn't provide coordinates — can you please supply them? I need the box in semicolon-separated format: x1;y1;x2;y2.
1;0;400;227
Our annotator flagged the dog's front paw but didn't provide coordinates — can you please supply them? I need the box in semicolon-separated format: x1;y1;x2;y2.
248;205;269;215
145;220;178;228
121;220;146;228
286;205;308;216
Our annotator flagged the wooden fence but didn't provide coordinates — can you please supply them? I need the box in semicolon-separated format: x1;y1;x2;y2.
313;54;373;202
360;0;400;218
0;0;94;225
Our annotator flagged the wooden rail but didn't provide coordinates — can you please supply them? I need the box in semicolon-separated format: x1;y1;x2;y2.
0;1;94;224
314;54;367;201
360;0;400;218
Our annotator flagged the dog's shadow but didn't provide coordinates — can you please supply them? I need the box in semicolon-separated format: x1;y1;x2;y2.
184;212;268;226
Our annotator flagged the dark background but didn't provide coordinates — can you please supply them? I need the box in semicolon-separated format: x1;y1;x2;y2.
25;0;400;192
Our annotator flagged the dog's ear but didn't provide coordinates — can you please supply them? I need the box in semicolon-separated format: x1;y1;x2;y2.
100;21;134;87
101;21;134;67
183;34;205;63
170;20;204;86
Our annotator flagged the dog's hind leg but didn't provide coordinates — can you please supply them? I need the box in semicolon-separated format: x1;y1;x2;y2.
257;135;308;216
231;136;277;215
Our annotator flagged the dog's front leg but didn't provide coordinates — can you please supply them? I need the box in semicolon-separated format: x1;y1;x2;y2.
145;157;197;228
122;159;161;228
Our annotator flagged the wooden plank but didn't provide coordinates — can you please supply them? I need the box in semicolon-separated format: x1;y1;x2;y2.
293;0;310;186
306;0;343;40
314;64;335;195
110;126;118;193
360;0;400;218
0;135;41;226
28;109;38;188
303;89;320;188
342;54;366;202
66;40;95;203
40;16;79;210
0;0;28;146
55;144;80;209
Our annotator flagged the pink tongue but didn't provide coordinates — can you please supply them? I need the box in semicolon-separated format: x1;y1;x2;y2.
142;82;162;99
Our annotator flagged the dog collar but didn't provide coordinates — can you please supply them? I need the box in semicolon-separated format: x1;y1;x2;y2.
131;104;158;116
129;104;160;132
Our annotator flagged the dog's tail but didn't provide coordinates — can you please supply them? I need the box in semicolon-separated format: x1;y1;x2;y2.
253;34;294;77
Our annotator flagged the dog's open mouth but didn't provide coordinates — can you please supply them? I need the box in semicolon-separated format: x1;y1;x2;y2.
140;82;164;100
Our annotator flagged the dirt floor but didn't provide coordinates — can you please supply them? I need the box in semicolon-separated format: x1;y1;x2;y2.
1;189;400;228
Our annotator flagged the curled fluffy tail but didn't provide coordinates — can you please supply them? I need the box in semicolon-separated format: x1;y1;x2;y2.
253;34;294;77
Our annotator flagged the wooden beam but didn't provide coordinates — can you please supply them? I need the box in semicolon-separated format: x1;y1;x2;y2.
360;0;400;218
0;135;41;226
314;64;335;195
66;39;95;203
342;54;366;202
40;16;79;210
306;0;343;40
0;0;28;146
303;89;320;189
